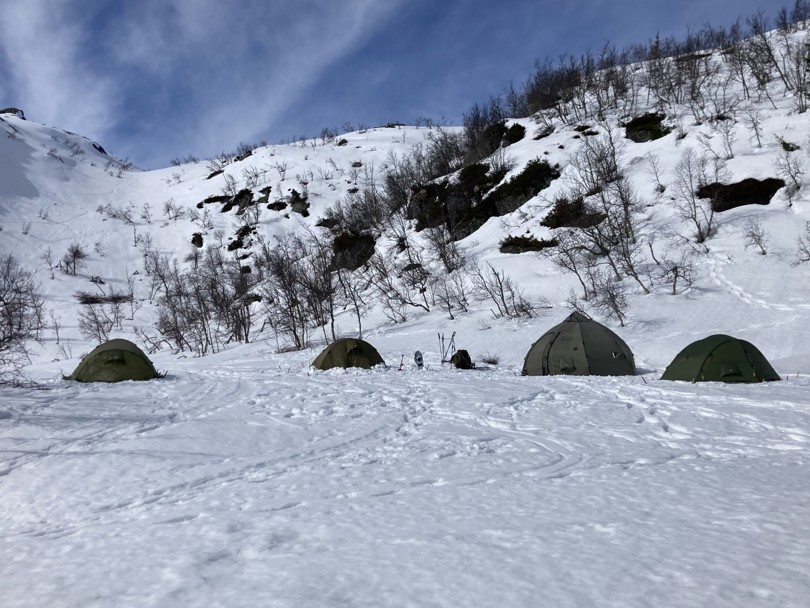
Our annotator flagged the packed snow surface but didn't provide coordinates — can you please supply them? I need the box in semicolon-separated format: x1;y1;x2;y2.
2;341;810;607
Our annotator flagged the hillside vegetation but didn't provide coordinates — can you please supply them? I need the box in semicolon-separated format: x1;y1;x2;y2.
1;7;810;377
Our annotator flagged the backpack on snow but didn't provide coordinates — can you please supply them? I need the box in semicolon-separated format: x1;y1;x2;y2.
450;349;474;370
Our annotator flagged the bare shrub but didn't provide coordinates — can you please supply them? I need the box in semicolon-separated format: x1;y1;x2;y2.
74;289;133;306
154;248;261;355
473;262;539;319
97;203;135;225
793;221;810;266
42;247;56;279
424;225;468;273
715;116;737;159
242;165;265;189
672;147;716;244
78;304;115;342
325;173;389;234
434;271;471;320
163;198;186;221
644;153;666;194
336;267;370;338
480;353;500;365
222;174;239;197
743;218;769;255
589;269;629;326
62;243;88;275
658;251;698;294
775;148;805;203
362;250;431;323
292;228;341;344
743;109;765;148
584;176;650;294
566;129;623;197
0;254;46;378
424;127;466;176
257;234;312;350
273;161;289;181
140;203;153;224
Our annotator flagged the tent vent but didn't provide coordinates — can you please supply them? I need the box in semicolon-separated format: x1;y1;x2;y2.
105;351;127;366
720;363;741;378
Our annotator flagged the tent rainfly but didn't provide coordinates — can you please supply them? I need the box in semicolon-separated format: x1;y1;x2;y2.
522;312;635;376
661;334;780;383
312;338;385;371
69;339;159;383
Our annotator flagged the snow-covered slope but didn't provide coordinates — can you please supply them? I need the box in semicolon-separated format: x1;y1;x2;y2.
2;26;810;607
1;114;462;366
2;104;809;374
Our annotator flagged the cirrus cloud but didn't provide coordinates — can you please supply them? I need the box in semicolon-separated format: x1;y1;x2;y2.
0;0;774;169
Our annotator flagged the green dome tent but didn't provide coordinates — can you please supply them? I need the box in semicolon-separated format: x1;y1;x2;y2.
661;334;780;383
522;312;635;376
312;338;385;371
69;339;159;383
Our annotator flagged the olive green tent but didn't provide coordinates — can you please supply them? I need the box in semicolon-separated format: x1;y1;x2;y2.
312;338;385;371
69;339;159;383
522;312;635;376
661;334;780;383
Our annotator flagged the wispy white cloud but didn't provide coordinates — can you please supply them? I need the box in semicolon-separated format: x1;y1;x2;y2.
150;0;408;160
0;0;117;141
0;0;773;168
121;0;410;165
0;0;406;166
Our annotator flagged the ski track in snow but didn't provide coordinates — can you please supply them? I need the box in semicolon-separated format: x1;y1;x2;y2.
3;366;810;607
706;256;808;312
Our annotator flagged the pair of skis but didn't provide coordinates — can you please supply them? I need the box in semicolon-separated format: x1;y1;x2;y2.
438;331;455;363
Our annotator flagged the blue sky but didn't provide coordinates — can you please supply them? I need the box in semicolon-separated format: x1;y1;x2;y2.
0;0;775;169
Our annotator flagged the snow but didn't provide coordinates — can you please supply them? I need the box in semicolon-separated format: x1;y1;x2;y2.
3;353;810;607
3;34;810;606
